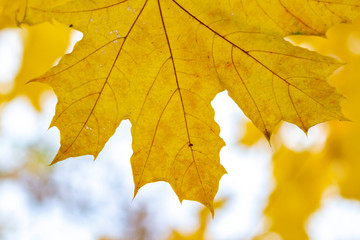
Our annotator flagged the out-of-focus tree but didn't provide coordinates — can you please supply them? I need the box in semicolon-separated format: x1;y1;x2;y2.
241;18;360;240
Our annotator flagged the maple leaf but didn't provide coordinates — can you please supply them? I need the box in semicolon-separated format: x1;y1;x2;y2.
16;0;360;212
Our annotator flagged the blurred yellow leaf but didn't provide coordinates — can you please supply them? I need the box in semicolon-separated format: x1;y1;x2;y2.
0;21;71;110
239;120;265;146
261;148;332;240
169;199;226;240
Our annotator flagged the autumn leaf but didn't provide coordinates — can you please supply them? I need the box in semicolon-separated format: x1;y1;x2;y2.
14;0;359;211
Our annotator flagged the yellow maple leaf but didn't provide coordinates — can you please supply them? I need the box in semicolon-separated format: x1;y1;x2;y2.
13;0;359;211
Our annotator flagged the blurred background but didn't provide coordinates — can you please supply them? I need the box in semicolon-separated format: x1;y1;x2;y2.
1;14;360;240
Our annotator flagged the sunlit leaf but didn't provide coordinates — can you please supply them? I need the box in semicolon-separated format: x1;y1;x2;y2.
8;0;358;211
